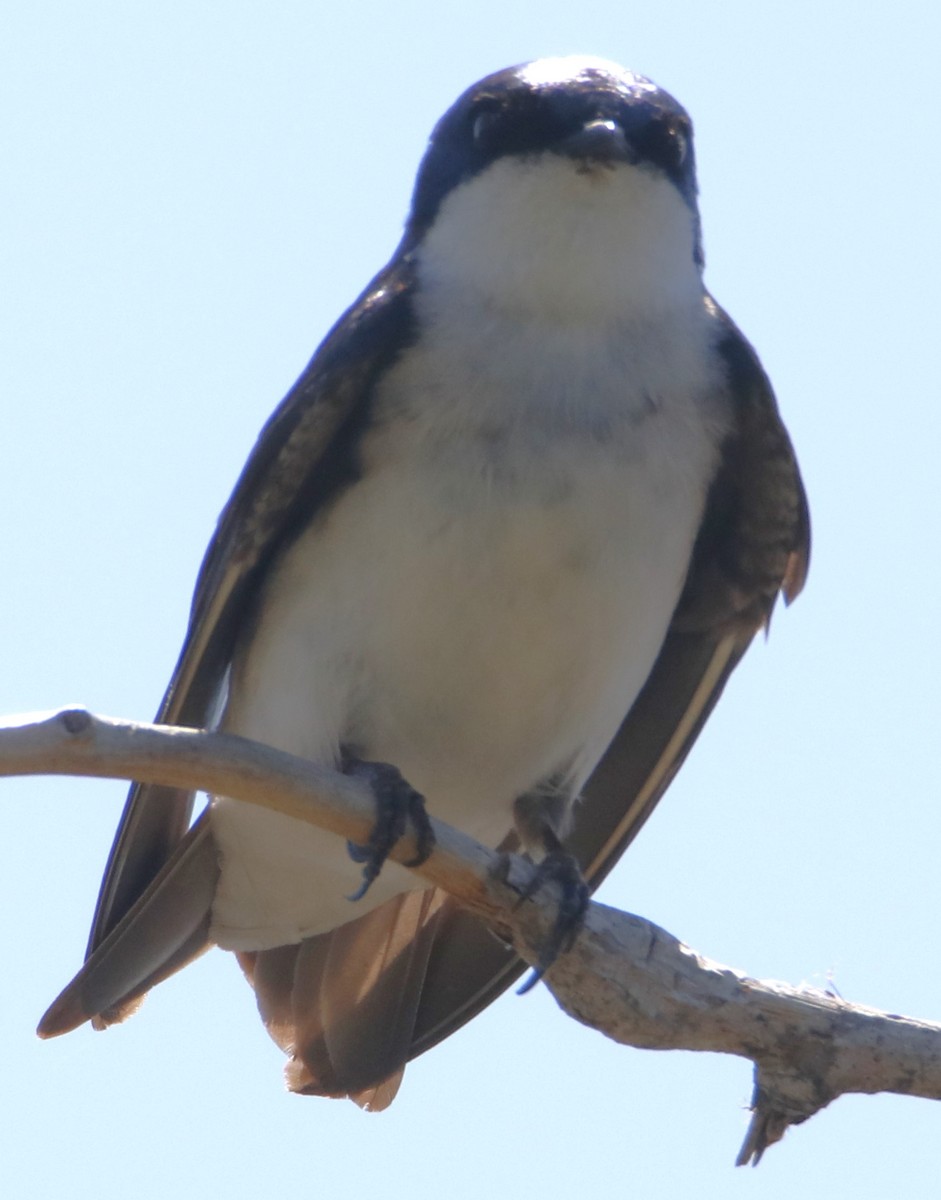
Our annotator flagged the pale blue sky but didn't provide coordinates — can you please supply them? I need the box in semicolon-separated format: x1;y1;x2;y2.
2;2;940;1197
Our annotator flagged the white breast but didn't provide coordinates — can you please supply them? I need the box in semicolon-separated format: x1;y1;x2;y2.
209;153;730;950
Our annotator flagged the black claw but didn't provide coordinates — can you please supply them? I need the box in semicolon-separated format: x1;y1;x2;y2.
516;966;545;995
346;839;372;864
343;758;434;901
513;850;589;994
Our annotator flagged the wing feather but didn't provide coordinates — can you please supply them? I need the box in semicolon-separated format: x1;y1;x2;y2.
84;262;417;960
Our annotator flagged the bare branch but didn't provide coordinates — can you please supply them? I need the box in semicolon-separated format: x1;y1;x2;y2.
3;706;940;1164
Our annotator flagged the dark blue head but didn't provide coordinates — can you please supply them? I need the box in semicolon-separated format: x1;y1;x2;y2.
405;57;700;261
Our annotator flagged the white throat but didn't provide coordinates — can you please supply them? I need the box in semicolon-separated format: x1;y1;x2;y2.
416;153;702;320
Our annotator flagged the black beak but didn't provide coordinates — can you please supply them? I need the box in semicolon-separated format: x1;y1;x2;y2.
558;118;631;164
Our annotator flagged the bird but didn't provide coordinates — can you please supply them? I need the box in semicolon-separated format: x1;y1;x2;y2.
39;55;809;1110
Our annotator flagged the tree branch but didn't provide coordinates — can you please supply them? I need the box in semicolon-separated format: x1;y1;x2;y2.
3;707;939;1164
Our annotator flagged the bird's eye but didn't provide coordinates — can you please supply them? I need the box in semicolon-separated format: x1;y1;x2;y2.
670;123;690;168
471;107;501;147
667;118;696;170
643;119;690;174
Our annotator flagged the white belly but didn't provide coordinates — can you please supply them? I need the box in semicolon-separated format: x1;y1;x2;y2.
210;307;727;949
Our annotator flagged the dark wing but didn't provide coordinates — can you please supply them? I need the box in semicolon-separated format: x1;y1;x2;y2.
39;257;418;1036
224;300;811;1103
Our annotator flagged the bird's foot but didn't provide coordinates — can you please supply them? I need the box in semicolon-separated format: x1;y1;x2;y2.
513;849;589;994
343;758;435;901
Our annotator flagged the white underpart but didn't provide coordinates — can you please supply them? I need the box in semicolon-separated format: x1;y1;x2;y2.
211;152;730;950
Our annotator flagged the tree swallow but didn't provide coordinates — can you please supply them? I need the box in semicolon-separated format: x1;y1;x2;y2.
40;56;809;1110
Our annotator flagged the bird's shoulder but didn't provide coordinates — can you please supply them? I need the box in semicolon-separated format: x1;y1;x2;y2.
164;253;419;725
672;297;810;636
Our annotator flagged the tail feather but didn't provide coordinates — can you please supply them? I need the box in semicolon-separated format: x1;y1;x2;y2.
240;888;446;1107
